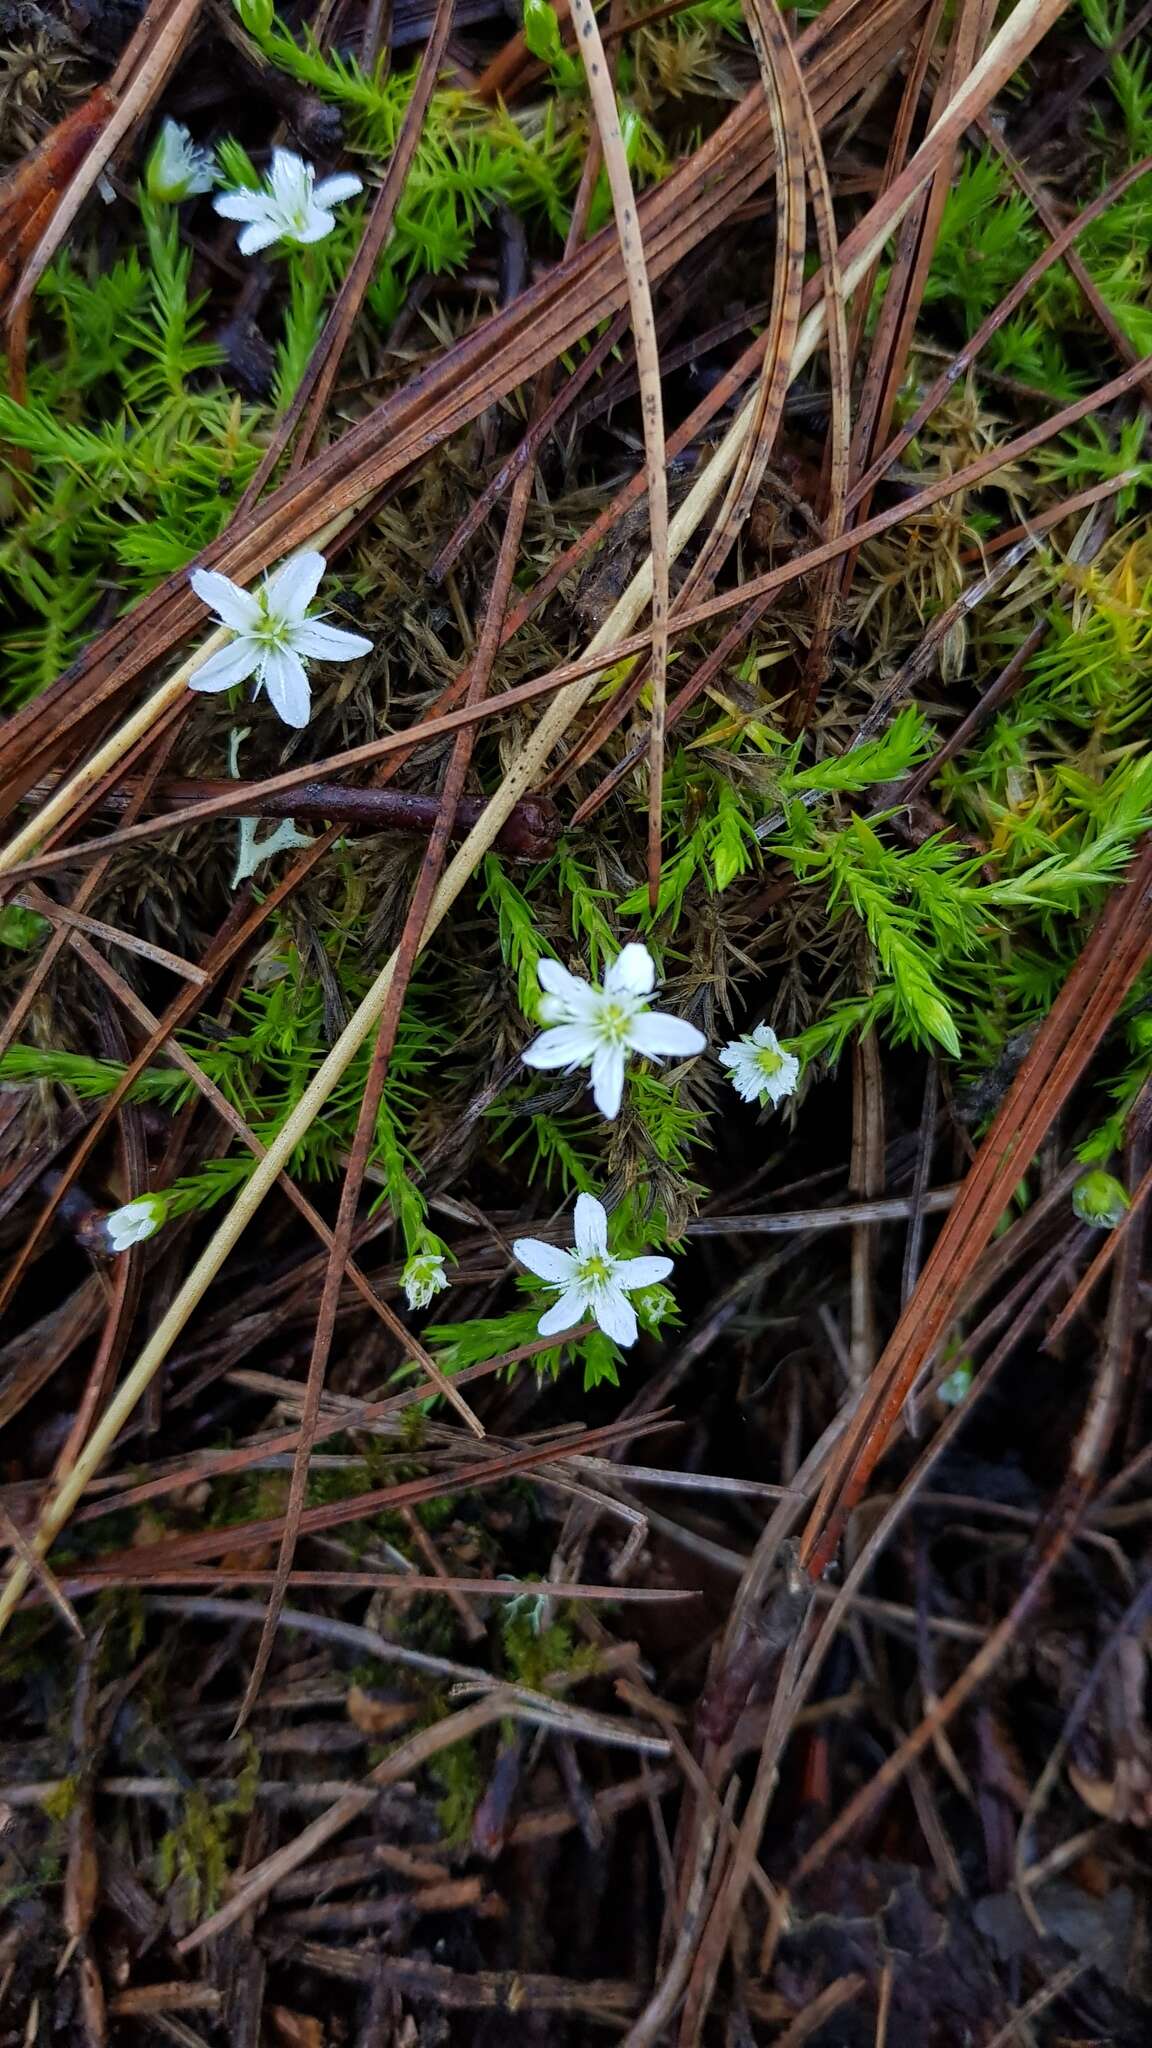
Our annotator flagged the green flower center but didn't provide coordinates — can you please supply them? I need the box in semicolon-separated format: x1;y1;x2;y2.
754;1044;785;1078
254;596;292;650
597;1000;634;1045
575;1253;613;1288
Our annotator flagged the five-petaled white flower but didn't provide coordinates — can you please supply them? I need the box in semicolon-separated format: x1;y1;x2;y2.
106;1195;165;1254
146;119;216;203
513;1193;673;1348
214;149;361;254
402;1247;449;1311
521;943;705;1121
719;1023;800;1107
188;551;373;729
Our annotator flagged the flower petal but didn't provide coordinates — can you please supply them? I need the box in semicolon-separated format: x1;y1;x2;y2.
188;638;261;694
603;942;655;998
536;983;599;1027
593;1284;638;1347
522;1024;598;1071
264;550;326;622
613;1255;673;1289
291;619;374;662
189;566;261;632
589;1043;626;1120
270;149;309;208
237;218;284;255
625;1010;706;1059
513;1237;575;1284
573;1192;608;1258
313;172;363;208
536;1287;588;1338
717;1043;741;1069
213;189;270;223
293;211;337;245
259;645;312;728
537;958;596;1010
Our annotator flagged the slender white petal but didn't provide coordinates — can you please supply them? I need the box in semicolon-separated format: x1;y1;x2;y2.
258;646;311;727
291;618;374;662
264;550;327;621
188;638;261;694
536;1288;589;1337
537;958;597;1010
237;217;285;256
589;1043;625;1120
270;148;308;208
213;189;270;223
512;1238;576;1284
604;942;655;998
625;1011;706;1059
522;1023;600;1070
613;1255;674;1289
314;172;363;207
594;1285;638;1347
573;1193;608;1258
294;209;338;244
189;567;262;632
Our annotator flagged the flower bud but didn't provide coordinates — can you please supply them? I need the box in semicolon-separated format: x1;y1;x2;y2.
1072;1171;1130;1230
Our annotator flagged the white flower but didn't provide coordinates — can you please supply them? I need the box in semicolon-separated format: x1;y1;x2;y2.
719;1023;800;1107
106;1195;165;1253
402;1248;449;1311
513;1192;673;1349
214;148;361;254
146;119;216;202
521;943;705;1121
187;551;373;729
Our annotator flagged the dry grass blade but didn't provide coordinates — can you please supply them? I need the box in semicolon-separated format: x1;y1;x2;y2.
567;0;670;910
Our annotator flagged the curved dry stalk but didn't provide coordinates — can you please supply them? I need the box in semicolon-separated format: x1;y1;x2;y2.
567;0;670;910
681;0;806;602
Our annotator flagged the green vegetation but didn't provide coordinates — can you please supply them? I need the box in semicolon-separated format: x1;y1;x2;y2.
3;0;1152;1412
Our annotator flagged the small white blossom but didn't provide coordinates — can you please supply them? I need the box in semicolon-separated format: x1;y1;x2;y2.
513;1192;673;1349
214;148;361;254
719;1023;800;1107
402;1248;449;1311
938;1361;973;1407
146;120;216;202
188;550;372;729
521;943;705;1122
106;1195;165;1254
